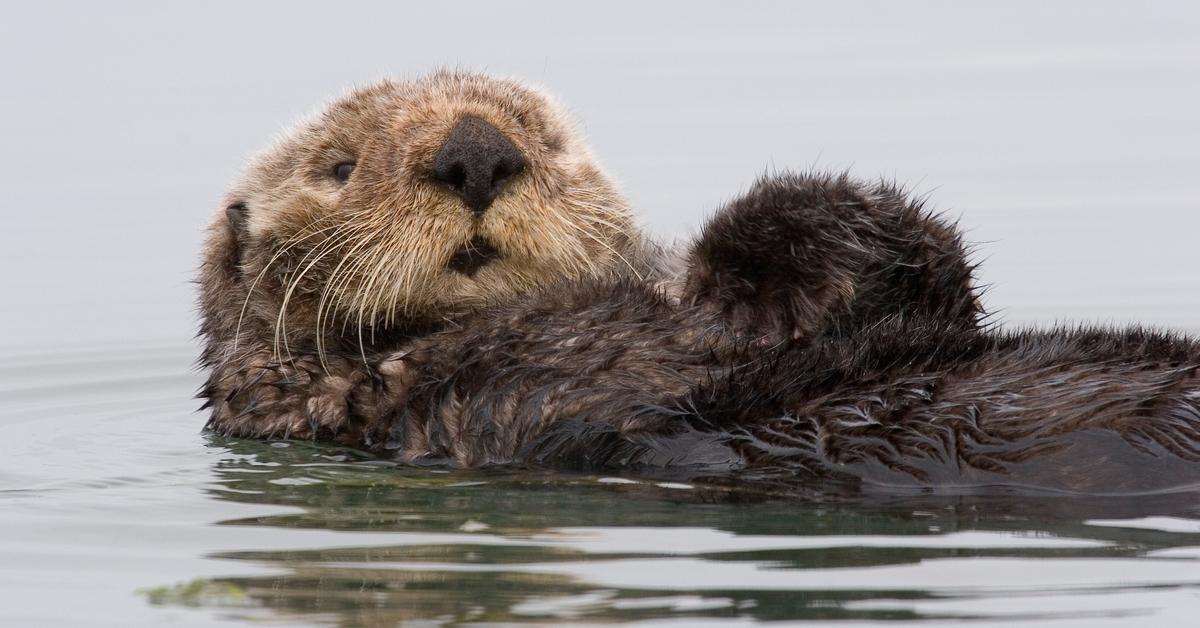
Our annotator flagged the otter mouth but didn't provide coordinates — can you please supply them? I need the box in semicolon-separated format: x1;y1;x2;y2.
447;237;500;277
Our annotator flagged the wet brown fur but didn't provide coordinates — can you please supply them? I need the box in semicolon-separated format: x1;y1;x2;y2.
384;281;1200;495
198;73;1200;494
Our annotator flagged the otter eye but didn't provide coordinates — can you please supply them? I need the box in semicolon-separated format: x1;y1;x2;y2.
332;161;356;183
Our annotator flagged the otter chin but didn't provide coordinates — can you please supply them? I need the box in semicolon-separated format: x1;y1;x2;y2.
447;237;501;277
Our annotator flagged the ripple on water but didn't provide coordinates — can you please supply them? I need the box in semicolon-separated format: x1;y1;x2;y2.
3;343;1200;626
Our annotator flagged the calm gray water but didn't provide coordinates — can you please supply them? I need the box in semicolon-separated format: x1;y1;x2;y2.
3;2;1200;626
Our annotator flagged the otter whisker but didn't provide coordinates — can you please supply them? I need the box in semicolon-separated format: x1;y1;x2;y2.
374;234;415;322
339;223;411;363
322;225;402;363
568;197;643;247
274;234;347;365
552;209;641;280
575;214;645;279
272;223;364;366
519;205;595;279
232;218;345;358
353;230;400;338
314;221;387;369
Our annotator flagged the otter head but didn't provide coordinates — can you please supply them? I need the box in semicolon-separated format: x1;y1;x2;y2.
200;71;646;362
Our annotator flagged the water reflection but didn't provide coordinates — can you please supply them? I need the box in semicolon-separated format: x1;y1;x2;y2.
149;436;1200;625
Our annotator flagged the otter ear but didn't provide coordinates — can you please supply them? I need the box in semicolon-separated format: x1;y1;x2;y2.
226;201;248;235
224;201;249;268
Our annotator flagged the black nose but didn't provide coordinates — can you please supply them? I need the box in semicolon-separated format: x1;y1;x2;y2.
431;116;525;216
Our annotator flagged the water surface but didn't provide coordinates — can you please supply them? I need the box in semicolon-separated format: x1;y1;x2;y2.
4;342;1200;626
2;2;1199;626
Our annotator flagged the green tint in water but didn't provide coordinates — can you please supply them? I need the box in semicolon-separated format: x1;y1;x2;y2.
2;344;1200;626
3;3;1200;625
150;436;1200;626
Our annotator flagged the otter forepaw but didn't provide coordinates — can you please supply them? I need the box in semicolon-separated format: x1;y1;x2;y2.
683;171;983;341
203;352;367;442
683;172;874;341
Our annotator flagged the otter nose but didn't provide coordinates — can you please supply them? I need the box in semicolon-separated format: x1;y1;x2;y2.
431;116;526;216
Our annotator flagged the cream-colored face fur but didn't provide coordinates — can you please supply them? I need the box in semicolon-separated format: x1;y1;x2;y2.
212;71;640;357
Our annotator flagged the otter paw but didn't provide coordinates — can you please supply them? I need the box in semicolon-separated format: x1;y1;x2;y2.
203;352;366;441
684;172;983;341
683;172;875;341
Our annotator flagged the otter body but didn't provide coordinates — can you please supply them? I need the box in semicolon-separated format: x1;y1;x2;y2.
408;292;1200;495
198;72;1200;494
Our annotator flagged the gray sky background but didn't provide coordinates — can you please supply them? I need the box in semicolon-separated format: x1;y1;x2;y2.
2;1;1198;349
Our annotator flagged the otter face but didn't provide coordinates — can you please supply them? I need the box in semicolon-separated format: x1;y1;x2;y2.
209;71;641;356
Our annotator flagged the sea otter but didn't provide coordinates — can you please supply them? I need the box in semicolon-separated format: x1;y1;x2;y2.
198;71;1200;494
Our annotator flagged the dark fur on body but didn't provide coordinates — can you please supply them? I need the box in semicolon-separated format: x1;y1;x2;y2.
393;286;1200;494
202;172;1200;493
